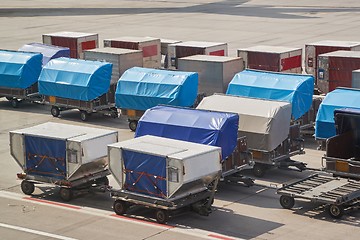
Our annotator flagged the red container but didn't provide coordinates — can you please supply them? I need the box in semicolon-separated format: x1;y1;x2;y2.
43;32;98;59
305;40;360;85
237;45;302;73
318;51;360;93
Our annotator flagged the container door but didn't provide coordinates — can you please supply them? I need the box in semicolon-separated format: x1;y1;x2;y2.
24;136;66;180
122;149;167;198
51;37;78;58
328;57;360;92
248;52;279;71
66;140;82;179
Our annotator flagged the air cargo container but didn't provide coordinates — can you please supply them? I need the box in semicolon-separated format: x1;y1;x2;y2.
10;122;118;201
18;43;70;66
0;50;42;107
104;37;161;68
352;69;360;88
315;88;360;140
178;55;244;95
305;40;360;85
168;41;228;69
39;57;117;121
226;69;314;120
237;45;302;73
109;135;221;223
160;39;181;68
318;50;360;93
83;47;143;85
197;94;306;177
43;31;98;59
115;67;198;131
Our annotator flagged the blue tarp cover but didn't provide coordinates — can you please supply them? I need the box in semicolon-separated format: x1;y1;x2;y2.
122;149;167;198
226;69;314;120
25;136;66;179
19;43;70;66
135;105;238;160
0;50;42;89
38;57;112;101
315;88;360;139
115;67;198;110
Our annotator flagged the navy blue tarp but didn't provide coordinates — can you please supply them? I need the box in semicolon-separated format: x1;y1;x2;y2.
226;69;314;120
135;105;238;160
38;57;112;101
25;136;66;179
122;149;167;198
19;43;70;66
0;50;42;89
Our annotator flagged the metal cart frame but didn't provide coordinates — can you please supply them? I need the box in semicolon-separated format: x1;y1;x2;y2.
0;84;41;108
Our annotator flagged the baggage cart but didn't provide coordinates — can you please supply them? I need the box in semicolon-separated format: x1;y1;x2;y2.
108;135;222;223
10;122;118;201
277;174;360;219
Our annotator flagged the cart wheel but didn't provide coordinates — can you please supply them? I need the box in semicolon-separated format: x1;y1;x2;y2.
80;111;89;121
113;200;128;215
11;99;19;108
21;180;35;195
129;120;138;132
6;97;13;101
279;195;295;209
59;188;73;202
252;163;266;177
327;204;344;219
51;106;60;117
155;209;169;224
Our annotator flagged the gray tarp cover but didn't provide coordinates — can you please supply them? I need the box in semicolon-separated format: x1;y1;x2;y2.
196;94;292;151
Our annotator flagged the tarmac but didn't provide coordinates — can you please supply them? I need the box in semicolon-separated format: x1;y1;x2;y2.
0;1;360;239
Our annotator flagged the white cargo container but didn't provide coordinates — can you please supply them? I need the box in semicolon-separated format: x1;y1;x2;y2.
168;41;228;69
237;45;302;73
178;55;244;95
83;47;143;85
10;122;118;201
103;36;161;68
42;31;98;59
353;69;360;88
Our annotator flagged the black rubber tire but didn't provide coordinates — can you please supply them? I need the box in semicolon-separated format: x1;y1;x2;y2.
21;180;35;195
279;195;295;209
252;163;266;177
80;111;89;121
113;200;128;215
59;188;73;202
155;209;169;224
11;99;19;108
129;120;138;132
327;204;344;219
51;106;60;117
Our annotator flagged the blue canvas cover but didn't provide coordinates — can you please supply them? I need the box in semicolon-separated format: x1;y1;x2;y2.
38;57;112;101
0;50;42;89
25;136;66;179
226;69;314;120
135;105;238;160
115;67;198;110
122;149;167;198
19;43;70;66
315;88;360;139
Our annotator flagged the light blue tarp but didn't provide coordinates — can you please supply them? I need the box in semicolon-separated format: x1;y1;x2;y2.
19;43;70;66
226;69;314;120
135;105;238;160
0;50;42;89
315;88;360;139
115;67;198;110
38;57;113;101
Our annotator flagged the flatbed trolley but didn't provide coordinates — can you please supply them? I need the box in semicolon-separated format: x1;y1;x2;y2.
277;174;360;219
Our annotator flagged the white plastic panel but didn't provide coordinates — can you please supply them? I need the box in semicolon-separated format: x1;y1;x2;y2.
81;133;117;164
9;132;25;169
108;146;123;188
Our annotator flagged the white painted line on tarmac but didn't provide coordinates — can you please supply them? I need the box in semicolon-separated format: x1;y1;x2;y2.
0;222;77;240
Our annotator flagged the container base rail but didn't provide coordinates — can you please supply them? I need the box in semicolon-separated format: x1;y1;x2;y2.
110;178;219;224
120;109;145;131
17;170;110;202
0;85;42;108
44;95;118;121
277;173;360;219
